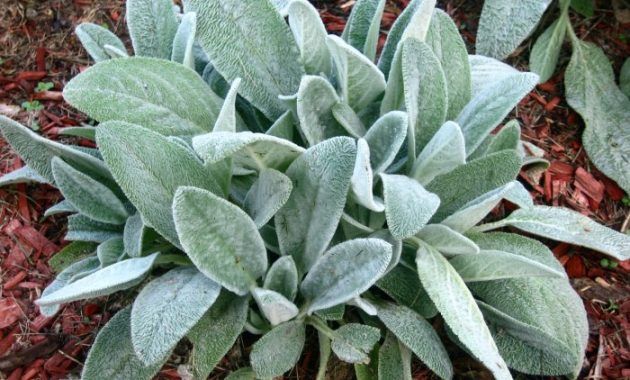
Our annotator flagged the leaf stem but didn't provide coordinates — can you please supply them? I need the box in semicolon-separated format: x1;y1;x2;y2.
306;315;336;340
316;331;332;380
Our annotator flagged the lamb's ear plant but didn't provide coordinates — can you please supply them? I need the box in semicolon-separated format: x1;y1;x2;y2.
2;0;630;379
476;0;630;200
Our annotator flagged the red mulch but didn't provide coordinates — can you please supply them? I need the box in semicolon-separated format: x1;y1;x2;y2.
0;0;629;379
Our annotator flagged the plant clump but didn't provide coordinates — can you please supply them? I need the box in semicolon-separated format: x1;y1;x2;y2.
1;0;629;379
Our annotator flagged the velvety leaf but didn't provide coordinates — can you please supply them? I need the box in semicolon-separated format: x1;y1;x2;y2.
381;174;440;239
0;116;112;185
377;303;453;380
40;256;100;316
52;157;128;225
411;121;465;185
264;256;298;301
468;55;520;97
327;35;386;111
250;321;306;378
123;213;146;258
315;304;346;321
64;58;223;136
75;23;128;62
467;232;565;273
48;241;97;273
37;253;158;306
287;0;332;75
456;70;538;154
565;41;630;194
188;0;304;119
332;323;381;364
96;237;124;267
415;243;512;379
441;182;529;233
416;224;480;256
477;0;552;59
58;126;96;140
484;120;522;156
378;0;419;76
476;206;630;260
364;111;407;174
252;287;299;326
378;332;412;380
301;238;392;313
530;16;568;83
131;266;221;365
332;102;367;138
402;38;448;155
171;12;196;68
343;0;386;61
126;0;178;58
427;150;521;221
425;9;471;119
97;122;221;247
450;249;565;282
82;308;166;380
369;230;402;273
351;139;385;212
0;166;47;186
44;200;77;217
266;110;295;140
276;137;356;273
192;131;303;172
213;78;241;133
470;278;587;377
188;292;249;380
243;168;292;228
173;187;268;295
296;75;346;145
66;214;123;243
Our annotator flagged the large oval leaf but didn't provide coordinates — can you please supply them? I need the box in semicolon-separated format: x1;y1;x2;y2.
64;58;223;136
82;308;166;380
51;157;128;225
0;116;112;186
425;9;471;119
131;267;221;365
377;302;453;380
364;111;408;174
276;137;356;274
188;292;249;380
415;243;512;379
411;121;466;186
187;0;304;119
97;122;221;247
427;150;521;221
565;41;630;194
475;206;630;260
37;253;158;307
287;0;332;75
244;168;293;229
296;75;347;146
342;0;386;61
75;23;128;62
529;16;568;83
173;187;268;295
327;35;386;112
381;174;440;239
402;38;448;155
250;321;306;378
477;0;552;59
126;0;178;58
300;238;392;314
470;277;587;376
456;70;538;154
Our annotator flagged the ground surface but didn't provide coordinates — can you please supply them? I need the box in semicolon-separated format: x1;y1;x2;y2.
0;0;629;379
